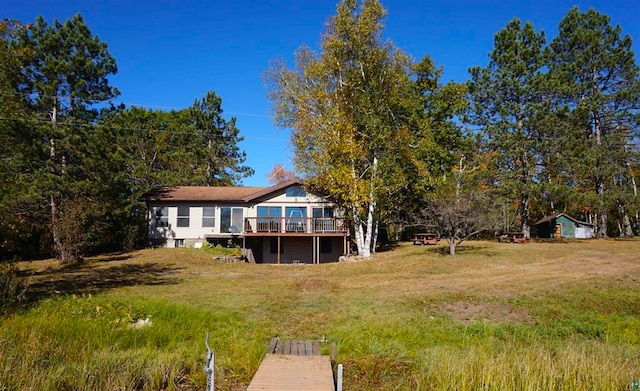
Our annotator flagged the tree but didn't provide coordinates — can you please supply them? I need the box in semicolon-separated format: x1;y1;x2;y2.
266;164;295;185
377;55;467;242
418;152;499;255
266;0;424;258
98;92;254;249
546;7;640;237
186;91;254;186
0;19;42;258
13;14;119;263
467;18;547;239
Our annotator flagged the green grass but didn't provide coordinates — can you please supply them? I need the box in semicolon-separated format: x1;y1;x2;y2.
3;240;640;390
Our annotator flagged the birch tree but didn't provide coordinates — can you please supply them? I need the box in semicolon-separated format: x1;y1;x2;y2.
265;0;417;257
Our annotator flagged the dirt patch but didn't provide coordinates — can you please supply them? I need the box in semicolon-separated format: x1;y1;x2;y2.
427;301;530;324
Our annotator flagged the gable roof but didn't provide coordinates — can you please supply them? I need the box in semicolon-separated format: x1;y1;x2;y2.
139;179;307;203
533;213;594;226
139;186;267;202
242;178;305;202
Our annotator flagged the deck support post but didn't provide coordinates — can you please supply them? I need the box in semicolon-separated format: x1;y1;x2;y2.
277;236;281;264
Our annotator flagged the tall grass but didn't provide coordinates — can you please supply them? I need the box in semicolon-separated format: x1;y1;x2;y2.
0;295;269;390
3;241;640;390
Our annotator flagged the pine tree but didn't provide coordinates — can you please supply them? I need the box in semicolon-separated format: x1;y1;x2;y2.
13;14;119;262
467;19;546;239
546;7;640;237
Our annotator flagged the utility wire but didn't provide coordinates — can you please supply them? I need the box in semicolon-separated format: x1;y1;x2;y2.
0;116;288;141
0;90;272;118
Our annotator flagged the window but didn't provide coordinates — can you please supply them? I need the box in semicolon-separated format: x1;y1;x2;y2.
285;185;306;197
270;237;284;254
177;206;190;227
285;206;307;232
153;206;168;227
174;239;185;247
221;207;243;233
320;237;332;254
313;207;334;232
202;207;215;228
257;206;282;232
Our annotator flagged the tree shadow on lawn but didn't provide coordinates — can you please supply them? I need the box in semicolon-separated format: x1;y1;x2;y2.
422;243;498;257
19;254;183;305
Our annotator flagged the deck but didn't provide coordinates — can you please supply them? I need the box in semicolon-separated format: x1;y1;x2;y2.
247;338;335;391
244;217;349;235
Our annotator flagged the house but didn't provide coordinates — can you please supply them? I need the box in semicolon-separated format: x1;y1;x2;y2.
533;213;595;239
139;179;350;264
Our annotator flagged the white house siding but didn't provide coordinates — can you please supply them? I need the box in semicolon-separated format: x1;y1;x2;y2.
147;203;224;246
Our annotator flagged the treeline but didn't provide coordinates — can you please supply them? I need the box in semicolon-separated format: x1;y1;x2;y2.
266;0;639;257
0;16;252;262
466;8;640;240
2;2;639;263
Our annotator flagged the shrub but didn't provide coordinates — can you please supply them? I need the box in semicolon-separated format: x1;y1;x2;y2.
0;261;28;313
200;242;242;257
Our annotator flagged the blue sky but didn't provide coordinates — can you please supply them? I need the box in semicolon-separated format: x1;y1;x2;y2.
4;0;639;186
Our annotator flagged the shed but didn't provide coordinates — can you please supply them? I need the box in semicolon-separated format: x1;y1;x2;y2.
534;213;595;239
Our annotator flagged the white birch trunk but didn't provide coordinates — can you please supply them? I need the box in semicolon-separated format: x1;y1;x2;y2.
360;152;379;258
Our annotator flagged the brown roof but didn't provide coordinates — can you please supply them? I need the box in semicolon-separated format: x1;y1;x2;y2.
139;179;307;203
139;186;267;202
242;178;304;202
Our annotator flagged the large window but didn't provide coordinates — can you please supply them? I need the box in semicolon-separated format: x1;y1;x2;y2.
285;185;306;197
257;206;282;232
285;206;307;232
153;206;168;227
177;206;190;227
221;207;243;233
202;207;215;228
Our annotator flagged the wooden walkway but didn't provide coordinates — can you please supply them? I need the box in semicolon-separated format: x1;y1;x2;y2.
247;338;335;391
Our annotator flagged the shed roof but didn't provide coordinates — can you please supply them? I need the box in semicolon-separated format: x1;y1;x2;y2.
533;213;594;226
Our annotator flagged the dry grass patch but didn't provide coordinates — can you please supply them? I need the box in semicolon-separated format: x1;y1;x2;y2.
8;239;640;390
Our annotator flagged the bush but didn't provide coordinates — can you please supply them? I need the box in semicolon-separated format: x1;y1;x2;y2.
200;242;242;257
0;261;27;313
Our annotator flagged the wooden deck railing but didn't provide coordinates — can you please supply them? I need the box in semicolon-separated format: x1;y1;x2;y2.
244;217;348;234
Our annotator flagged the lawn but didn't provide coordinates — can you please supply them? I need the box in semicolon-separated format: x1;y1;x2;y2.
3;239;640;390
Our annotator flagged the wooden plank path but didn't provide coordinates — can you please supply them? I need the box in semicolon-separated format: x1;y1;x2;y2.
247;338;335;391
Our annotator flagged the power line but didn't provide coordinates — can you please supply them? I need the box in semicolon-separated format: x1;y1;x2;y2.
0;90;272;118
0;116;288;142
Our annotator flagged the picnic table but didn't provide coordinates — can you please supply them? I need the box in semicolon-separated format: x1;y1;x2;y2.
413;233;440;245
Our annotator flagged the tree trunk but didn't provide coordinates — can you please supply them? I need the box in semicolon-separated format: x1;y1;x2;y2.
371;218;379;254
360;151;379;259
622;210;633;237
49;102;66;263
521;193;530;239
593;111;608;238
353;206;365;256
596;178;608;238
449;239;456;256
